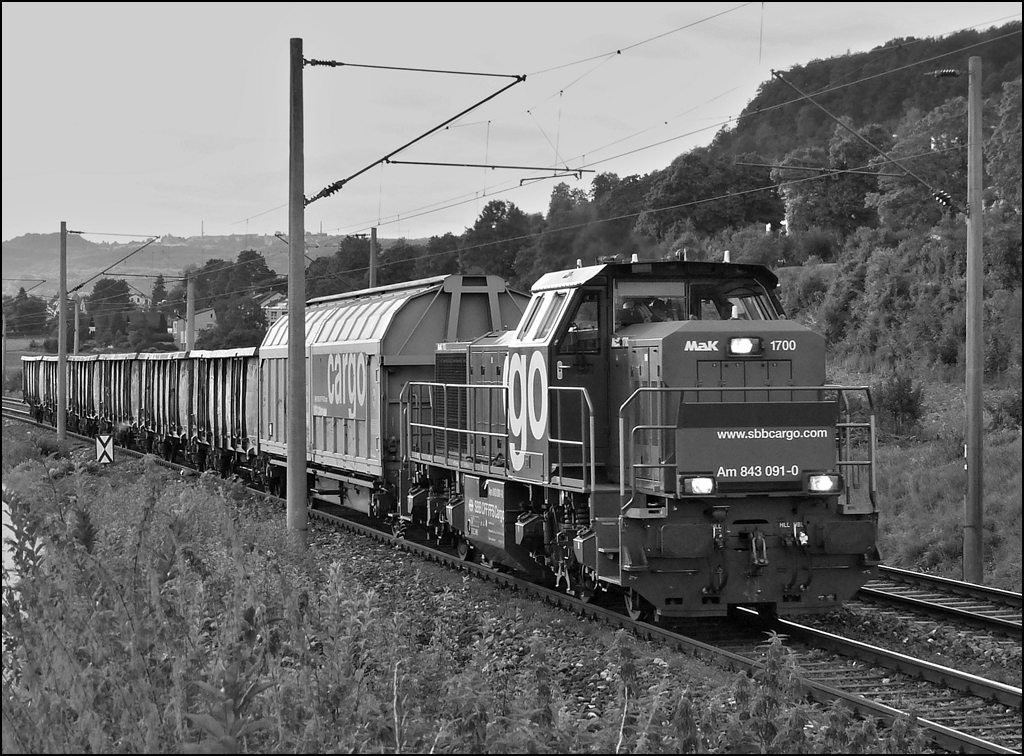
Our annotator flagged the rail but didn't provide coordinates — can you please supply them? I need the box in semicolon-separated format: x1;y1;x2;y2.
402;381;596;490
617;384;876;513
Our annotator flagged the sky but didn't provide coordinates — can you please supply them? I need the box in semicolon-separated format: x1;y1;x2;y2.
2;2;1021;246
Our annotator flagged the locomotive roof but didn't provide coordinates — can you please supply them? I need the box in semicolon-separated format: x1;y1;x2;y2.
531;260;778;293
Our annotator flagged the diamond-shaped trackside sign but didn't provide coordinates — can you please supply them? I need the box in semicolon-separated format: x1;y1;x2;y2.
96;435;114;465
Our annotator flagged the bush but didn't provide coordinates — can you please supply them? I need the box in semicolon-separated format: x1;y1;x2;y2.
4;366;23;394
873;370;925;438
777;262;836;322
988;389;1022;430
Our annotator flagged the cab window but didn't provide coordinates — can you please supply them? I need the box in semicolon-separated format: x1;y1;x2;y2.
534;291;568;340
515;296;544;340
558;290;601;354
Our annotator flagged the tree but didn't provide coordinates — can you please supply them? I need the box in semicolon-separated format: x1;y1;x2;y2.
128;311;172;351
772;121;894;240
592;172;654;250
824;121;892;236
988;75;1022;213
635;147;781;241
199;296;267;349
89;278;132;316
513;183;595;287
234;249;277;292
163;269;191;319
3;288;49;336
460;200;535;281
415;233;460;279
866;99;971;231
151;274;167;307
306;236;370;299
376;239;425;287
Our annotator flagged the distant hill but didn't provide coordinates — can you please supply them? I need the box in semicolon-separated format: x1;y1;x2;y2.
0;232;412;298
4;21;1019;298
713;21;1021;160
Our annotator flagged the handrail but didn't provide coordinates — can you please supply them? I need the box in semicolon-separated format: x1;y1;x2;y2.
403;380;596;490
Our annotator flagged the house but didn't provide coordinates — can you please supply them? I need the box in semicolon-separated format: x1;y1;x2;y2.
128;292;151;309
256;290;288;326
168;307;217;348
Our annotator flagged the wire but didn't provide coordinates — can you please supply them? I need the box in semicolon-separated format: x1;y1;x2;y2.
772;71;964;214
305;59;521;80
327;23;1020;237
526;2;755;76
68;237;160;294
306;75;526;206
70;231;160;238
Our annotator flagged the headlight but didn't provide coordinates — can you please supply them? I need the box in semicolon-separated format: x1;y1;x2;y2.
804;473;843;494
727;337;763;356
681;476;716;495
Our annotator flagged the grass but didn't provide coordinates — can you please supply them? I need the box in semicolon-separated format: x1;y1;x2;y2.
826;358;1022;592
4;336;43;369
876;430;1022;591
2;424;926;753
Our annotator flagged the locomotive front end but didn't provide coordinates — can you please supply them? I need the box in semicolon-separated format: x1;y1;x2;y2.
616;315;880;618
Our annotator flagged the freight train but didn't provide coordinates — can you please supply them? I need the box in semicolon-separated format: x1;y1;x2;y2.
22;258;881;621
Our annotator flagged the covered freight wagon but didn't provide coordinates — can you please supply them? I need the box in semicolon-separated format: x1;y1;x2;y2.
257;274;528;512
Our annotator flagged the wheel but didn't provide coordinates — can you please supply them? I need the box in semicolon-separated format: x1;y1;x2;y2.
624;589;653;623
573;571;598;604
268;475;285;498
456;534;473;561
428;522;447;546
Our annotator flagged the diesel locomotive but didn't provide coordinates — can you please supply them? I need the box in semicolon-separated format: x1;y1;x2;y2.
22;258;880;621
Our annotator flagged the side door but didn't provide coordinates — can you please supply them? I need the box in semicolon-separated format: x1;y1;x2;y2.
550;288;609;481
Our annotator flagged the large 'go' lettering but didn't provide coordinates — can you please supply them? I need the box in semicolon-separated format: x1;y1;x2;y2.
504;350;548;471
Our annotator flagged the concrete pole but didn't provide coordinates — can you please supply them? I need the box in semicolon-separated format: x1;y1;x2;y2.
57;221;67;441
186;275;196;351
963;56;984;583
369;226;378;288
287;37;308;548
2;312;6;392
73;295;80;355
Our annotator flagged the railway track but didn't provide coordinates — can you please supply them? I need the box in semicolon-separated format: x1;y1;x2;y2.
4;396;1022;753
300;495;1024;755
1;396;33;423
859;565;1023;639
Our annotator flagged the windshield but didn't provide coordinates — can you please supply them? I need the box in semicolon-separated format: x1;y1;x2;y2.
614;280;779;328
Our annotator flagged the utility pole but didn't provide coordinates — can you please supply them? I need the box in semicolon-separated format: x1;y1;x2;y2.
57;221;67;441
963;56;984;583
186;275;196;351
73;294;80;355
369;226;378;287
288;37;308;549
